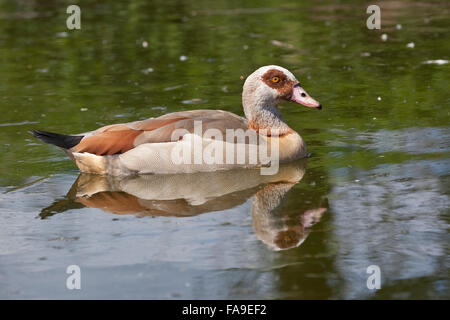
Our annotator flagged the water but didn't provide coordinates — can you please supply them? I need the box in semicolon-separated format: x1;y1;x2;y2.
0;0;449;299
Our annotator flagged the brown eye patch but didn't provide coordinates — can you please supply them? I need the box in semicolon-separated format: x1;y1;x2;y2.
261;68;296;99
262;69;286;87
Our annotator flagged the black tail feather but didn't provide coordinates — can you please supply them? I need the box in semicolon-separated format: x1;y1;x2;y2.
30;130;84;149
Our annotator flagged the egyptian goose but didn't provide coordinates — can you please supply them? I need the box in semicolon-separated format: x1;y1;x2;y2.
31;65;321;175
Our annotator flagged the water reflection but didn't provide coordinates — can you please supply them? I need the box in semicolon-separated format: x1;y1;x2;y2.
40;160;326;251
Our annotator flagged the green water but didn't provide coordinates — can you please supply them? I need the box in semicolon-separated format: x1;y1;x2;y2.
0;0;449;299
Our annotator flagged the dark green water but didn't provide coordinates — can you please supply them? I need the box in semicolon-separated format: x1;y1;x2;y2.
0;0;449;299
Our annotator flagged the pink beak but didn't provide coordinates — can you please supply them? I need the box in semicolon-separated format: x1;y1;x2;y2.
290;83;321;109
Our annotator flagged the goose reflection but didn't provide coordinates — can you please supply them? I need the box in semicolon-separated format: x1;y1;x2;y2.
40;160;326;251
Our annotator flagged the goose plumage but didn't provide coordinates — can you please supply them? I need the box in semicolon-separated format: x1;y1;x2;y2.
31;65;321;175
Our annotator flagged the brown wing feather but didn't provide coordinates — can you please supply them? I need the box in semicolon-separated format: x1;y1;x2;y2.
73;129;143;155
72;110;248;156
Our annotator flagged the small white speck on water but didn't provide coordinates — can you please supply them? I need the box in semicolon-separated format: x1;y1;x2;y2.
182;98;205;105
179;55;188;61
151;106;167;112
361;52;371;57
355;179;360;182
141;67;154;74
377;96;382;101
421;59;448;65
406;42;415;48
55;32;68;38
243;45;249;50
396;24;402;30
163;84;186;91
142;41;148;48
373;117;377;120
80;108;88;111
381;34;388;41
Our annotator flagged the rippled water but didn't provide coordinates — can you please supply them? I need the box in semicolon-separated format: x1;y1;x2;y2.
0;0;449;299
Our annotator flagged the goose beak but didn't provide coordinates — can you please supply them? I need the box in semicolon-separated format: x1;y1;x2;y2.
290;83;322;109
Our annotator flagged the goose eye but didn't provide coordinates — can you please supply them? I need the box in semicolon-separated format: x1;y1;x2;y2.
272;76;280;83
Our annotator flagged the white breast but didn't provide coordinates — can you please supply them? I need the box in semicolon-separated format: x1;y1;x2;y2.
70;132;307;175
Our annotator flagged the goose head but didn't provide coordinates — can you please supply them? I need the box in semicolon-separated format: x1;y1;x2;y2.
242;65;321;130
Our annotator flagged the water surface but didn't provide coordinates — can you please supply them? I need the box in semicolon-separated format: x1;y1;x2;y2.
0;0;449;299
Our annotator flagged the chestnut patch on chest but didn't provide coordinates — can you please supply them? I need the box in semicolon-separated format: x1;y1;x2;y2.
248;120;292;137
261;68;295;99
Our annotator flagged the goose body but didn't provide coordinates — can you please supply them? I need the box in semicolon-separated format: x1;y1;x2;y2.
32;65;321;175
